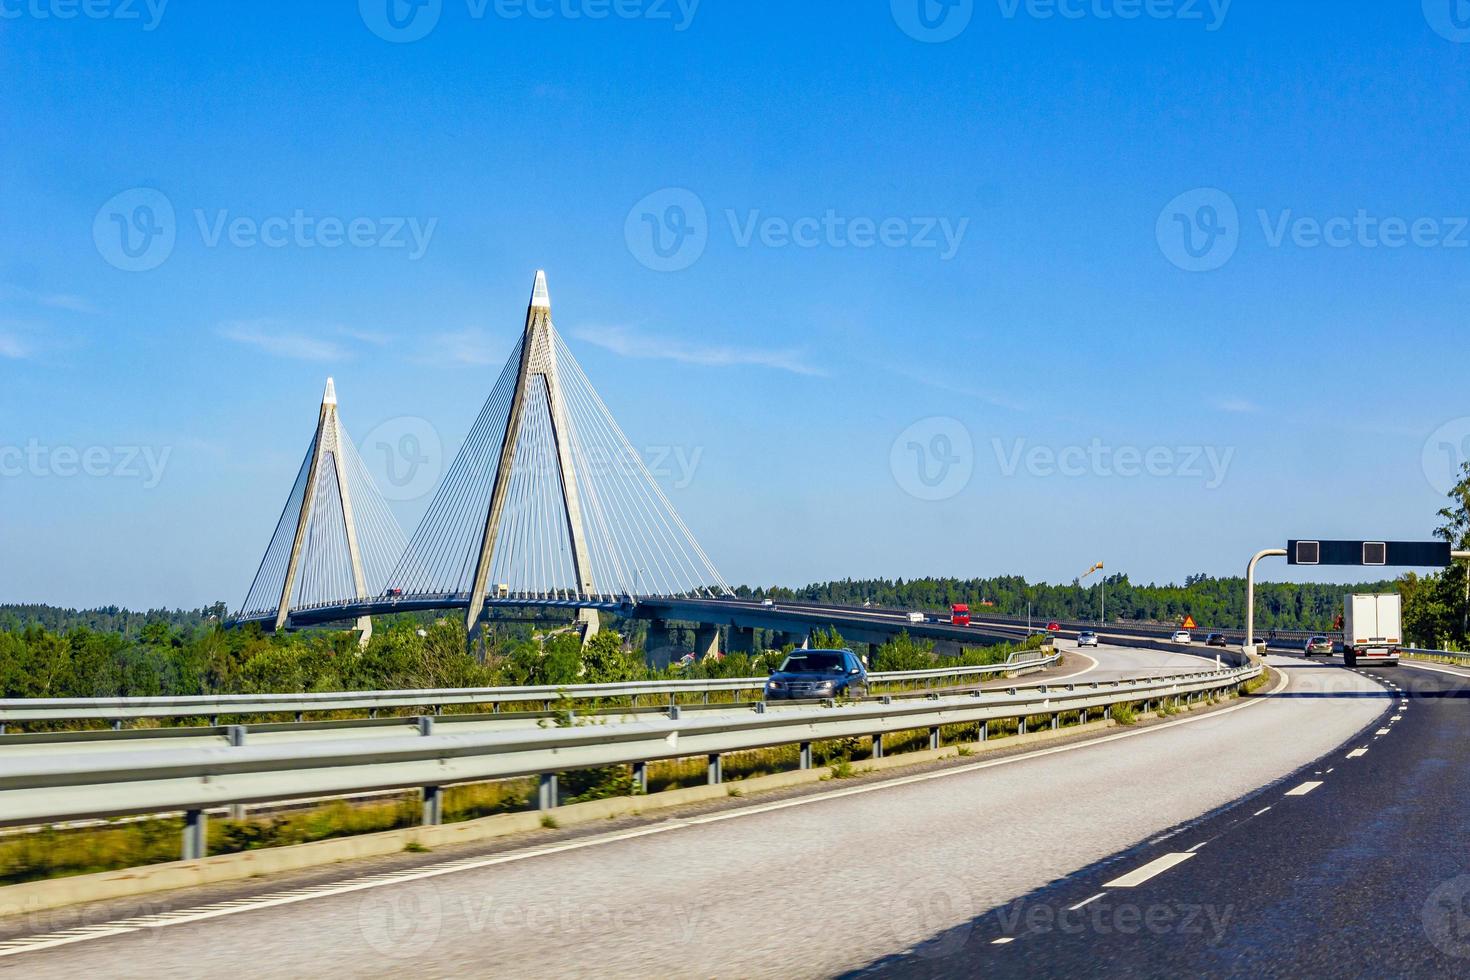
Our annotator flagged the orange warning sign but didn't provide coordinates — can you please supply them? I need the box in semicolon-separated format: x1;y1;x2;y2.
1182;615;1197;629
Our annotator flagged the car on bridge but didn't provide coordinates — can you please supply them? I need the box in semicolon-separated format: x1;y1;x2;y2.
1171;630;1193;644
1303;635;1334;656
1205;633;1228;648
764;649;868;700
1076;630;1099;648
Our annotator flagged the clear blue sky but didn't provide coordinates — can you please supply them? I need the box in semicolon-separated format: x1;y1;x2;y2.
2;1;1467;610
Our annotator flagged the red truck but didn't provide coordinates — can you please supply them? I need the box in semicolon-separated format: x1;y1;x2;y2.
951;603;970;626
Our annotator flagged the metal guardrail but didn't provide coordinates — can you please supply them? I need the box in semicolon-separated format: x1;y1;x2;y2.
0;650;1061;728
0;660;1260;859
1400;647;1470;664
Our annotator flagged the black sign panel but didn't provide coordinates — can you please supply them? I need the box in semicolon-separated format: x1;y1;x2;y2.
1287;540;1452;567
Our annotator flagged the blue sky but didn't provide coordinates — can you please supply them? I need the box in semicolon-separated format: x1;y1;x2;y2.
2;1;1468;610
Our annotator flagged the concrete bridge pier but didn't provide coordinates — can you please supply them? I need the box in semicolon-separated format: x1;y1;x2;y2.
576;608;601;642
694;625;721;660
727;627;757;655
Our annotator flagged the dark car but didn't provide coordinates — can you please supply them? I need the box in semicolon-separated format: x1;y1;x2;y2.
1205;633;1228;648
764;649;868;700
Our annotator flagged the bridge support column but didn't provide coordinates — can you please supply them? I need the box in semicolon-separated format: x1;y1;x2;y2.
694;625;720;660
774;631;807;651
632;761;647;795
182;809;207;862
728;627;756;655
422;786;443;826
577;608;601;643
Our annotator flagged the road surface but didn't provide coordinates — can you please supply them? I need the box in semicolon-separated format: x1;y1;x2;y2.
870;654;1470;977
0;654;1388;978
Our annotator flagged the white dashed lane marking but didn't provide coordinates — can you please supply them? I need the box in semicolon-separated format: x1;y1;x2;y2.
1104;852;1196;888
1347;748;1368;759
1285;781;1323;797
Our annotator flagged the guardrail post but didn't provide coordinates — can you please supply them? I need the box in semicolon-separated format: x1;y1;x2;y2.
978;720;988;742
668;704;681;720
1051;714;1060;731
1018;716;1027;735
632;761;647;794
417;716;434;736
182;809;207;861
422;785;443;826
799;741;813;770
112;720;123;731
707;753;723;784
538;773;558;810
871;734;883;758
928;726;940;751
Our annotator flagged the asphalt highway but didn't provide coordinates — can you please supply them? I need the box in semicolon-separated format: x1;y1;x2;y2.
865;654;1470;978
0;653;1386;978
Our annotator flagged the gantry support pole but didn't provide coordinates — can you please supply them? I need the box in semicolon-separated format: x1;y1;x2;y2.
273;379;373;646
1244;548;1287;651
465;272;599;640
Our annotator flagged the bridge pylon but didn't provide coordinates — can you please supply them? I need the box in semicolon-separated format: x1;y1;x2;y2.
464;272;598;638
236;378;405;643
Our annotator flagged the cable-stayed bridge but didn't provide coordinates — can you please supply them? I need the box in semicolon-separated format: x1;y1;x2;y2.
231;272;733;643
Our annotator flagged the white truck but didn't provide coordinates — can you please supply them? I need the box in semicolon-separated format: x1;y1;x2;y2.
1342;593;1401;667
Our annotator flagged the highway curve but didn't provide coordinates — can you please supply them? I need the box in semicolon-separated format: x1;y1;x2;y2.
0;653;1387;978
868;654;1470;978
